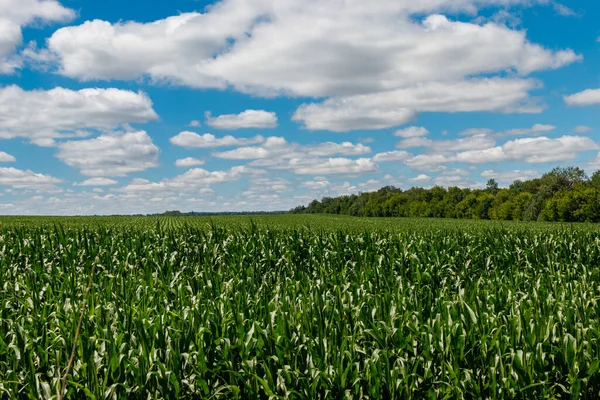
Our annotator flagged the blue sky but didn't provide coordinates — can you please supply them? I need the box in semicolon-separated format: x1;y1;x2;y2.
0;0;600;214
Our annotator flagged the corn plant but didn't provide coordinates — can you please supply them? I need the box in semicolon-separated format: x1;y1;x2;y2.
0;218;599;398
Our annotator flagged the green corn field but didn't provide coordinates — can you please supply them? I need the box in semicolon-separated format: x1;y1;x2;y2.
0;216;599;398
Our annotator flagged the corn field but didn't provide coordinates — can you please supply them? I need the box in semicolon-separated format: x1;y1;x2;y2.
0;217;599;398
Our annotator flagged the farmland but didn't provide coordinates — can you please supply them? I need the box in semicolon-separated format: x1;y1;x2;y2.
1;216;600;398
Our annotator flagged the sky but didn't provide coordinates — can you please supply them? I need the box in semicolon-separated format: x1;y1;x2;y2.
0;0;599;215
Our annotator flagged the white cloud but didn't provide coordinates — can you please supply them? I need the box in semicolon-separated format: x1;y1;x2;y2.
0;167;61;189
480;169;540;183
408;174;431;182
456;146;507;163
170;132;264;148
552;3;578;17
433;174;478;188
189;120;201;127
502;135;597;163
292;78;544;131
588;153;600;171
405;154;450;172
501;123;555;136
56;130;160;176
565;89;600;106
373;150;412;162
119;165;254;194
0;151;15;162
305;142;371;157
457;135;598;164
396;137;433;149
293;158;377;175
205;110;278;129
458;124;555;138
573;125;592;133
75;178;118;186
397;134;496;152
213;137;371;160
459;128;494;136
0;85;158;143
175;157;205;167
40;1;578;131
0;0;74;73
394;126;429;138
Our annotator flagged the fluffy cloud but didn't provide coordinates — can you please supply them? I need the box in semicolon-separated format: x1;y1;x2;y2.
175;157;205;167
408;174;432;182
573;126;592;133
213;137;370;160
39;1;578;131
75;178;118;186
170;131;264;149
373;150;412;162
0;0;74;73
56;131;160;176
205;110;278;129
459;128;494;136
397;133;496;152
394;126;429;138
457;135;598;164
293;158;377;175
501;136;597;163
119;165;254;194
480;169;540;183
501;123;555;136
565;89;600;106
0;167;61;189
0;85;158;143
0;151;15;162
405;154;450;172
292;78;543;131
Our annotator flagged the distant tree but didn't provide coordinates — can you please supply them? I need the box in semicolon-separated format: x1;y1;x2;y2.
485;179;499;194
292;165;600;223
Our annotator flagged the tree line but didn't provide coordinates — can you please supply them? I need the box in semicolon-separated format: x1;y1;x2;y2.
290;167;600;222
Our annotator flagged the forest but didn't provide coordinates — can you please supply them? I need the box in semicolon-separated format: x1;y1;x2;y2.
291;167;600;222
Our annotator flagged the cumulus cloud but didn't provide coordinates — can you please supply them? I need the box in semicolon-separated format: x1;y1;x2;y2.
459;128;494;136
175;157;205;167
373;150;412;162
293;158;377;175
119;165;255;194
0;85;158;143
292;78;544;131
213;137;371;160
75;178;118;186
56;131;160;176
205;110;278;129
457;135;598;164
480;169;540;183
405;154;450;172
394;126;429;138
565;89;600;106
573;125;592;133
0;0;74;73
0;151;16;162
397;134;496;152
170;131;264;148
38;0;578;131
0;167;61;189
408;174;432;182
501;123;556;136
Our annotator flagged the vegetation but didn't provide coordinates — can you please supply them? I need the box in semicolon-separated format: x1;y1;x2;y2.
292;166;600;222
0;216;600;398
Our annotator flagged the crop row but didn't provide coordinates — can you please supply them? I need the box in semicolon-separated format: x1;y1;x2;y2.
0;224;599;398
